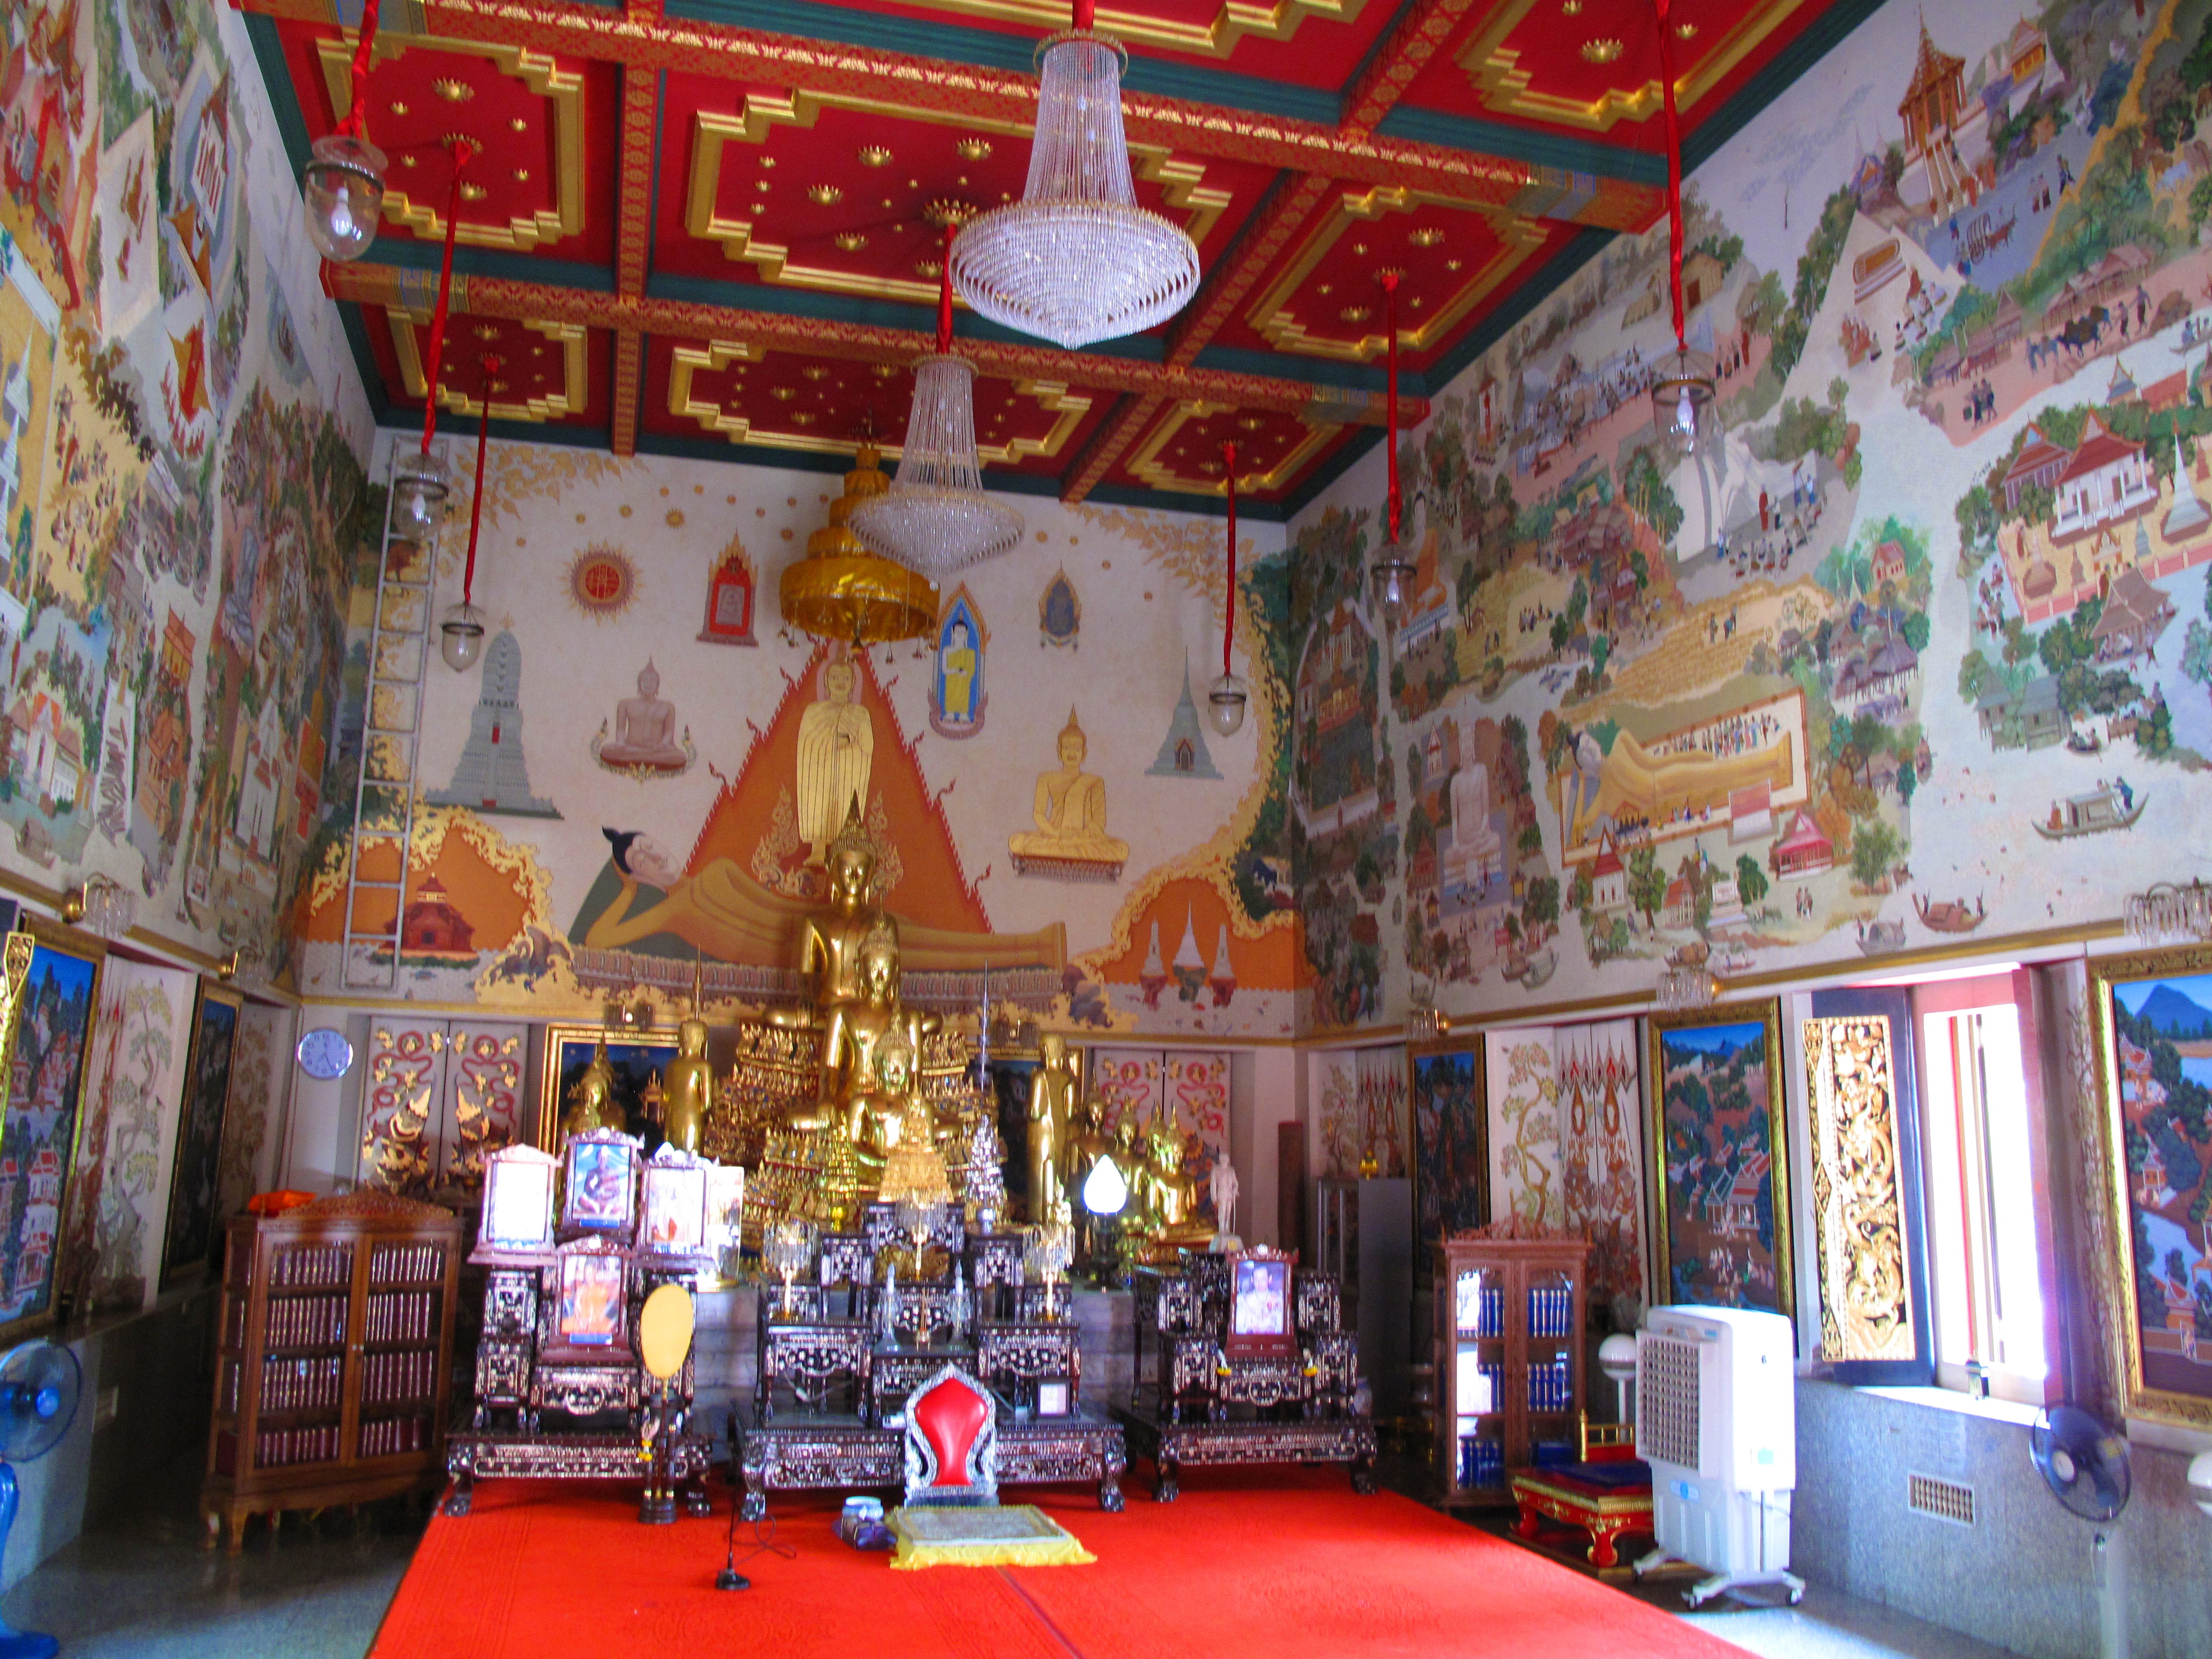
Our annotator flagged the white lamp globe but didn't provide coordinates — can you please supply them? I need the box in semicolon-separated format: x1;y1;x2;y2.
1082;1155;1129;1217
389;454;449;542
303;133;387;262
1206;672;1247;738
439;603;486;672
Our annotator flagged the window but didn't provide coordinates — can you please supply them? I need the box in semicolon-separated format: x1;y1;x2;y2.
1917;981;2057;1404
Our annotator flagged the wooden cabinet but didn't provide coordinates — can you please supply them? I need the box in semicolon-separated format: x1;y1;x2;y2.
202;1191;462;1550
1433;1234;1589;1506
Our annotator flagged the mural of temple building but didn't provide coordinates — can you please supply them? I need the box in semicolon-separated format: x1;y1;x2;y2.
424;632;561;819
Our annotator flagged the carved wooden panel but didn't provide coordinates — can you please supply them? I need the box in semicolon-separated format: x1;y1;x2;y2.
445;1022;526;1192
361;1018;447;1196
1803;1015;1916;1364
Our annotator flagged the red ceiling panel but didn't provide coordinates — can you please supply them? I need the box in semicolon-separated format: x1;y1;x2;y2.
362;305;614;429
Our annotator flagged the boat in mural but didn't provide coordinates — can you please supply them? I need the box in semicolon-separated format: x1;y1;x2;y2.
2035;785;2144;841
1501;942;1557;988
1913;895;1985;934
1855;919;1907;954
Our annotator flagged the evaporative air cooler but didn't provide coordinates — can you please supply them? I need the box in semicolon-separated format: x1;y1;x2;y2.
1632;1304;1805;1607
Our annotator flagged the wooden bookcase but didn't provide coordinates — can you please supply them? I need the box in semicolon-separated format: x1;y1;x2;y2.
202;1191;462;1551
1433;1234;1590;1506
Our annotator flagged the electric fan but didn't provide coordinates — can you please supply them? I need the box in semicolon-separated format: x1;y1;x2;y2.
2029;1404;2132;1659
0;1338;82;1659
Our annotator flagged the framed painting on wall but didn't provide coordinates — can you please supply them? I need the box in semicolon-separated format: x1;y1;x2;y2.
1408;1042;1488;1250
0;920;107;1341
2087;947;2212;1429
159;980;244;1290
1647;1000;1794;1321
534;1024;683;1150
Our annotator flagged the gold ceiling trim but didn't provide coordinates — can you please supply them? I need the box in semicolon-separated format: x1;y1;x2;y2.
390;315;589;422
685;95;1229;304
667;342;1089;463
317;29;586;250
1126;401;1337;496
1457;0;1812;131
897;0;1370;58
1246;187;1549;363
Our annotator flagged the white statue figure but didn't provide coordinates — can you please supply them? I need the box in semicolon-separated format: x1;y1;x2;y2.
1209;1158;1240;1239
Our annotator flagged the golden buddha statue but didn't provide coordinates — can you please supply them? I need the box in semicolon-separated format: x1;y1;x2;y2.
658;1017;715;1155
796;657;874;866
815;918;936;1159
561;1042;625;1141
1145;1103;1214;1252
874;1029;952;1210
798;801;893;1014
1009;710;1128;879
1027;1033;1078;1225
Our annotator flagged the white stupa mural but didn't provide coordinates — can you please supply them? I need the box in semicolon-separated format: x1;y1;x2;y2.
1147;664;1222;779
425;631;561;818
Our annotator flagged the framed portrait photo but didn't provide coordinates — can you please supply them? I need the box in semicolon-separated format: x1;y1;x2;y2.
641;1146;710;1262
562;1131;640;1237
1647;999;1794;1321
159;979;243;1291
556;1246;627;1347
2087;947;2212;1429
0;921;106;1342
1224;1246;1295;1358
478;1144;559;1259
1409;1042;1488;1251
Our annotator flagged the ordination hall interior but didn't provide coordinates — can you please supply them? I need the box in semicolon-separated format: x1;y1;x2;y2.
4;1;2212;1656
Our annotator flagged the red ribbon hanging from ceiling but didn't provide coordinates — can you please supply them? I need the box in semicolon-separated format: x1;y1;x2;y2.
1222;440;1237;679
418;139;476;457
335;0;382;140
1656;0;1686;354
1383;271;1401;543
462;353;499;606
937;222;955;353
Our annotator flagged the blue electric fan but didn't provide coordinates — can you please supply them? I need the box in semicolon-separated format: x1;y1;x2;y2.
0;1339;80;1659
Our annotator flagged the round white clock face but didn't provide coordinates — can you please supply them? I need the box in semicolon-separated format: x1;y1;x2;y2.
296;1026;355;1081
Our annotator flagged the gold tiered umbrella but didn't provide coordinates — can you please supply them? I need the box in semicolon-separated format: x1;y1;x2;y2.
778;445;939;645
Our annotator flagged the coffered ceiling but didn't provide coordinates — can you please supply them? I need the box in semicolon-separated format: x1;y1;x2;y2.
241;0;1873;514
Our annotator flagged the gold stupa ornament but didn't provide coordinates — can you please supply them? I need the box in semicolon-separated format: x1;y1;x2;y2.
779;446;939;645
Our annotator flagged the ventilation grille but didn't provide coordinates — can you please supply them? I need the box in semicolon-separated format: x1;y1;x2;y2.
1907;1473;1977;1526
1638;1334;1702;1469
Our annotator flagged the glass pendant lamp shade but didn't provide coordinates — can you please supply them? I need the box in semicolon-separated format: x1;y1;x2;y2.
304;134;387;261
1650;346;1716;450
1206;672;1248;738
850;353;1023;579
390;452;450;542
950;34;1199;349
1370;548;1415;618
439;602;486;672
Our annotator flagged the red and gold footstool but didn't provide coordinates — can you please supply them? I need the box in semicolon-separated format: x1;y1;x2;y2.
1508;1464;1653;1570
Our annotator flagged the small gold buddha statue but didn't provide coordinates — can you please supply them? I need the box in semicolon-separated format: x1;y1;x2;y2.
1027;1033;1078;1225
873;1030;952;1210
561;1042;624;1141
1145;1103;1214;1253
658;1017;715;1154
797;801;893;1014
1008;711;1128;876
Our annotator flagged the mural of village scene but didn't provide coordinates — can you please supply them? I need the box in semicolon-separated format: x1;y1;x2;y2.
0;0;371;974
1291;0;2212;1025
1653;1017;1785;1312
2109;968;2212;1394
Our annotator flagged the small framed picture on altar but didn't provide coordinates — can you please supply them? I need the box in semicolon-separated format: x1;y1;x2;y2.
479;1146;558;1256
1036;1380;1071;1418
557;1249;626;1346
706;1165;747;1251
563;1132;640;1236
1225;1247;1296;1358
642;1149;710;1257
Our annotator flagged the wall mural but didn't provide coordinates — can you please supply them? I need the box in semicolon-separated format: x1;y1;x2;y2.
297;446;1300;1038
1290;0;2212;1028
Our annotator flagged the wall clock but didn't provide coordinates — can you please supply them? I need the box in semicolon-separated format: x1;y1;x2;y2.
296;1026;355;1081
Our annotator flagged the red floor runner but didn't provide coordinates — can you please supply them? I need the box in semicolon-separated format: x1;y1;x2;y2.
375;1468;1754;1659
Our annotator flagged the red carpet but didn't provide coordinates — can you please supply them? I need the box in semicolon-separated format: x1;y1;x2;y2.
375;1469;1754;1659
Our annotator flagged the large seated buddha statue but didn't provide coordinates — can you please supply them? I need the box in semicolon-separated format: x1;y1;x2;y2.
814;917;938;1163
1009;710;1128;882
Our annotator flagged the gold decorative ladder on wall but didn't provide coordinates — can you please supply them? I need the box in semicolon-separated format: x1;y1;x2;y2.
340;467;434;990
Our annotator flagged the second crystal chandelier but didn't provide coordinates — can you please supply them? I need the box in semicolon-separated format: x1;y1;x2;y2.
950;0;1200;350
852;225;1024;579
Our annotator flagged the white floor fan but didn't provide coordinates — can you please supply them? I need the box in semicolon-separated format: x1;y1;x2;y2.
0;1338;81;1659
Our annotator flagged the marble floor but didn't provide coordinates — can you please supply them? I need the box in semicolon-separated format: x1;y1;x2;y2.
2;1479;2019;1659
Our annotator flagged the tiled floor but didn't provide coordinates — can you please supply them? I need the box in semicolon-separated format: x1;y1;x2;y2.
3;1474;2018;1659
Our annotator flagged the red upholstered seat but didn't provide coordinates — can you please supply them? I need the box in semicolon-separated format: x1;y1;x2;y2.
913;1374;991;1489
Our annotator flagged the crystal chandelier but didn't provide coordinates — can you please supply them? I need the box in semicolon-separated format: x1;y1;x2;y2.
1647;0;1717;448
851;227;1024;578
949;0;1200;349
302;0;386;261
1207;439;1248;737
1367;272;1417;619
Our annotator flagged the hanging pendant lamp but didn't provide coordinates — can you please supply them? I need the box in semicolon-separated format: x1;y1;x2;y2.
949;0;1200;349
389;140;476;543
303;0;388;262
439;353;498;672
1367;272;1417;621
851;225;1024;578
1208;440;1248;738
1648;0;1716;449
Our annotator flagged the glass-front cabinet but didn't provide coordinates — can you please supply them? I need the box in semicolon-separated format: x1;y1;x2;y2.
1433;1235;1590;1505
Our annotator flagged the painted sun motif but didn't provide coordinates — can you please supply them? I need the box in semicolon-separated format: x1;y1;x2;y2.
567;543;641;622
